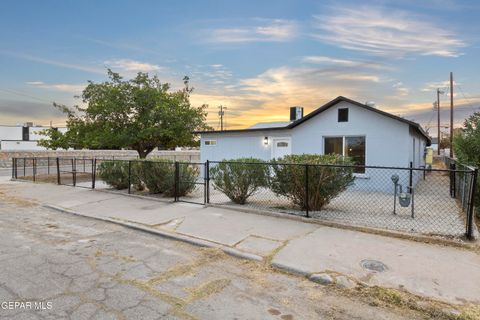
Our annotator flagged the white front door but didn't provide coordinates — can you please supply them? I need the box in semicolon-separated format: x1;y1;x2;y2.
272;138;292;159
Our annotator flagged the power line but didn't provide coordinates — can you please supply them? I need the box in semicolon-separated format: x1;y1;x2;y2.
454;83;479;112
0;88;54;104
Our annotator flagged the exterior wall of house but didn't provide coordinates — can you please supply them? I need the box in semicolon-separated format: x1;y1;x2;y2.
200;130;291;163
289;100;418;192
200;101;429;193
289;101;412;168
201;101;419;167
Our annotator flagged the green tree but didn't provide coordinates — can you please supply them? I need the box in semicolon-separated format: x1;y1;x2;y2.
453;112;480;216
39;71;210;158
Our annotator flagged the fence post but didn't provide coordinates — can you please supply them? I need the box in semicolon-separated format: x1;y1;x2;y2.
56;157;61;185
206;160;210;204
174;161;180;202
92;158;96;189
466;168;478;240
452;163;457;198
23;157;26;177
128;160;132;194
73;158;76;187
409;161;413;193
33;158;36;182
305;164;310;218
47;156;50;175
11;158;14;179
203;162;207;204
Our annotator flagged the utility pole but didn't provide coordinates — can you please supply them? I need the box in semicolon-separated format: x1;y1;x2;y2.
218;105;227;131
449;72;454;158
436;88;444;155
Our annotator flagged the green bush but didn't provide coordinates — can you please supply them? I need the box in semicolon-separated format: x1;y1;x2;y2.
97;160;143;190
269;154;355;210
210;158;269;204
97;161;130;190
140;159;198;196
140;161;174;194
453;112;480;218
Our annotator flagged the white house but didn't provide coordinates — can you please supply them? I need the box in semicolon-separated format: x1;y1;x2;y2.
0;123;67;150
198;96;430;192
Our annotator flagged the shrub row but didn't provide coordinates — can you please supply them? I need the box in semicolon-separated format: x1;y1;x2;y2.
97;159;199;197
98;154;355;210
211;154;355;210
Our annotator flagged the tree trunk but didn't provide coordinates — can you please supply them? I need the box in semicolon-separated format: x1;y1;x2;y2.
136;147;154;159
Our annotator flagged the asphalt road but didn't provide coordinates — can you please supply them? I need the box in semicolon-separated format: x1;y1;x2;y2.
0;193;428;319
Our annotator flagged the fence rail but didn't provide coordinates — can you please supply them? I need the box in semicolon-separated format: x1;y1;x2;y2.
11;156;478;240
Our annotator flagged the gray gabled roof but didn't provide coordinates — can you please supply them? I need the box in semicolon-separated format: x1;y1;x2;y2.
197;96;431;145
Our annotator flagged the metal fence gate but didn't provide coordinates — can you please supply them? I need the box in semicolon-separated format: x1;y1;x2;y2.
175;162;206;205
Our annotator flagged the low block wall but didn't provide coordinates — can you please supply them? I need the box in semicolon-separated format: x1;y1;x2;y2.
0;150;200;168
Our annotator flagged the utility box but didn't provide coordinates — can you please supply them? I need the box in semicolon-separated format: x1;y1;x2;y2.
425;147;433;166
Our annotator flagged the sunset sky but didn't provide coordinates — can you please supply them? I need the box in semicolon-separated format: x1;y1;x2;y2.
0;0;479;136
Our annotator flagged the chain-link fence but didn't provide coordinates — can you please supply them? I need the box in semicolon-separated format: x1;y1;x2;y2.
11;157;478;239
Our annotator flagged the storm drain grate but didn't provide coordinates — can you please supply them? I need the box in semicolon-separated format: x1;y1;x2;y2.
360;259;388;272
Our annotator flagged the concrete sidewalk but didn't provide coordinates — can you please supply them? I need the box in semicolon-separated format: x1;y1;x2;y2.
2;179;480;306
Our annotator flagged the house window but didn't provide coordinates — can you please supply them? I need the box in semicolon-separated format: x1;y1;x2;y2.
338;108;349;122
204;140;217;146
345;136;366;173
324;137;343;155
277;141;289;148
324;136;366;173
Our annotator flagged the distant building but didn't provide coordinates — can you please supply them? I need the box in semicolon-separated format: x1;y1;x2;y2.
0;123;67;150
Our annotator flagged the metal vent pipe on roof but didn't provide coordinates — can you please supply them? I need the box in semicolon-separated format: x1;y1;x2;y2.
290;106;304;121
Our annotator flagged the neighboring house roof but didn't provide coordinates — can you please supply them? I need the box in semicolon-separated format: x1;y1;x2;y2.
249;121;292;129
197;96;431;145
431;137;439;144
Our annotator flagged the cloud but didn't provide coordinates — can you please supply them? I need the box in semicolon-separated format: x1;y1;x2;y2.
191;65;384;129
208;19;298;43
421;81;452;92
26;81;85;93
334;74;380;82
312;6;466;57
302;56;388;70
104;59;162;73
395;97;480;130
393;82;409;96
191;65;476;130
